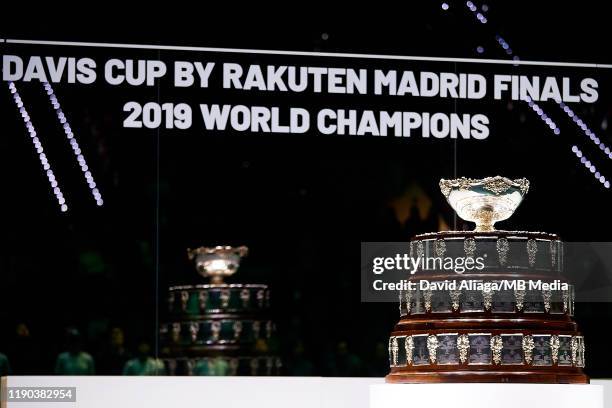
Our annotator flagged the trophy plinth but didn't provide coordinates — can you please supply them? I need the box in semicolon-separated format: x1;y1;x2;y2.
187;245;248;284
439;176;529;231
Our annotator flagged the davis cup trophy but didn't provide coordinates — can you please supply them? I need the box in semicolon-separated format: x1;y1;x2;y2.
386;176;587;383
160;245;280;375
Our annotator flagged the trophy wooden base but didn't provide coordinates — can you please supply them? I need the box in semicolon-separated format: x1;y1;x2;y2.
386;370;589;384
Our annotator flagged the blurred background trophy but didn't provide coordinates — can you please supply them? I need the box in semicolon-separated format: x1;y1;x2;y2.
160;245;280;375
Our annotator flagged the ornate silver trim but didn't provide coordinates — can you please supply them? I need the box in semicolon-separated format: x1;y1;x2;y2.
389;332;585;369
427;335;439;364
416;240;425;259
390;336;399;366
233;321;243;340
399;285;574;316
434;239;447;258
415;230;558;239
483;287;495;312
515;289;526;312
450;290;461;312
189;322;199;342
491;335;503;365
257;289;265;308
161;319;278;345
169;287;270;315
240;289;250;308
578;337;586;368
558;335;573;367
220;289;231;308
169;283;268;291
496;237;510;266
439;176;529;197
464;237;476;258
405;336;414;365
523;335;535;365
198;291;208;312
423;289;433;313
405;289;413;314
571;336;578;366
486;177;529;195
180;291;189;311
542;289;552;313
551;335;560;364
527;239;538;267
457;334;469;364
211;321;221;341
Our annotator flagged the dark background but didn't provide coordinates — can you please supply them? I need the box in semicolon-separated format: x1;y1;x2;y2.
1;1;612;377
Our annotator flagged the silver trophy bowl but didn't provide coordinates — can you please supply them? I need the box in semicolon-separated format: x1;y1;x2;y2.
439;176;529;231
187;245;248;283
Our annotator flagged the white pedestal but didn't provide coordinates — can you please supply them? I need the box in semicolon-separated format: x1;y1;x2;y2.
1;377;608;408
0;376;379;408
370;383;604;408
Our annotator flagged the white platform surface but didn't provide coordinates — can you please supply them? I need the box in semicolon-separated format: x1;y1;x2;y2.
371;383;604;408
1;376;611;408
